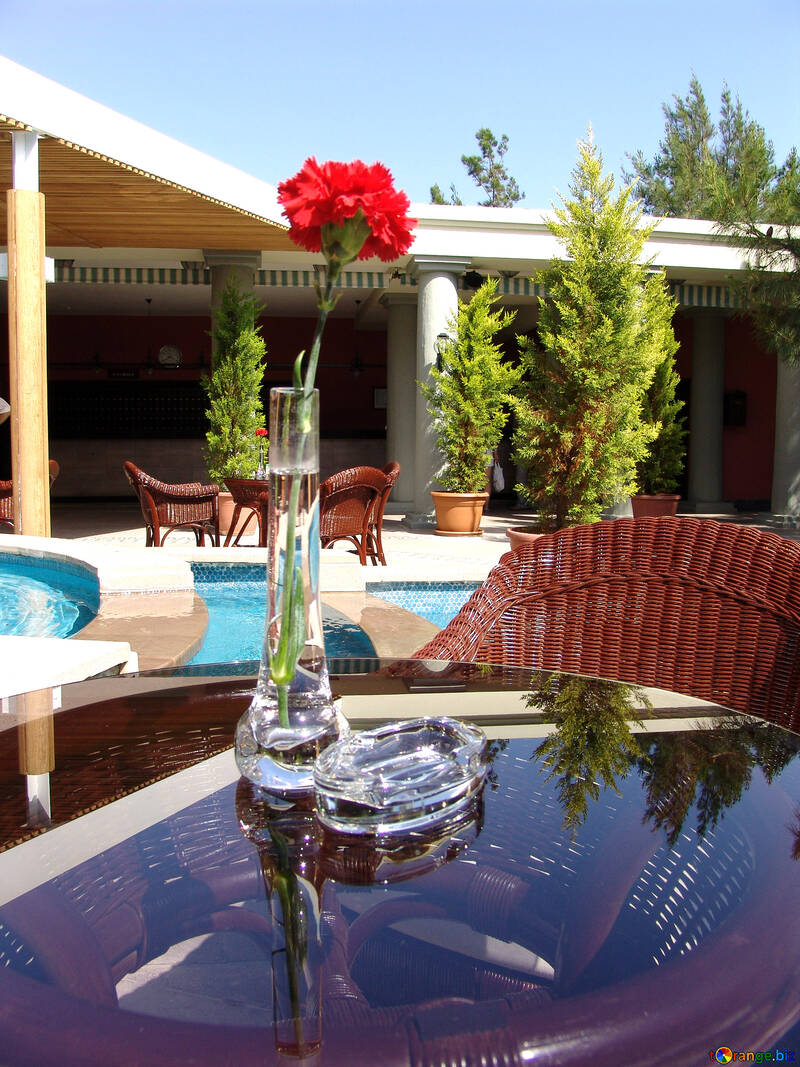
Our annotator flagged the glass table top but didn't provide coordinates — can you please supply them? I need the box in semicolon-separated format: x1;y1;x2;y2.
0;659;798;1065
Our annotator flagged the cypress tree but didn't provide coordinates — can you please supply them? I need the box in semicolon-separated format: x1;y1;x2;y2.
513;132;676;529
421;278;520;492
202;278;267;482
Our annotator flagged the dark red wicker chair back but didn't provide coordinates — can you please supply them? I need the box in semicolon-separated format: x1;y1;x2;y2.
366;461;400;565
319;465;387;565
413;517;800;731
0;460;61;531
123;460;219;547
0;480;11;530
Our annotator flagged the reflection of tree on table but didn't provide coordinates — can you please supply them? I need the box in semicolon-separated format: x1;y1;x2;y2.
637;719;800;848
528;674;650;834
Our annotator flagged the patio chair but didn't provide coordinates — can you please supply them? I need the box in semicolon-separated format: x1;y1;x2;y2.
366;461;400;566
413;516;800;731
0;460;61;531
319;465;387;566
123;460;220;547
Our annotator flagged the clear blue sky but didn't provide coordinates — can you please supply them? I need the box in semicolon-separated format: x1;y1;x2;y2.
3;0;798;208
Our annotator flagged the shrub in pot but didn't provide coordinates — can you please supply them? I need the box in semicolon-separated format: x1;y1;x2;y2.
631;347;686;517
202;279;267;528
511;133;676;539
420;278;521;534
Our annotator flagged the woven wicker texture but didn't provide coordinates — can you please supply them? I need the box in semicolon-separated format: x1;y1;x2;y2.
123;460;219;547
223;477;270;547
319;465;390;565
368;461;401;565
0;460;60;530
414;517;800;732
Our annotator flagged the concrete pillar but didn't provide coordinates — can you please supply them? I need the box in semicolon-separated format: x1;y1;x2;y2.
405;256;470;524
7;131;50;537
686;313;733;513
203;250;261;358
771;357;800;516
383;294;417;508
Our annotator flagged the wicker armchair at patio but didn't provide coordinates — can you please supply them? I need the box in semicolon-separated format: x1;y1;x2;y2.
413;516;800;732
366;461;400;566
123;460;220;547
319;465;387;566
0;460;61;532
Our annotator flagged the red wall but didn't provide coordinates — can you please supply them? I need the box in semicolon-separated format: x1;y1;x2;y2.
0;313;389;438
673;314;775;505
722;316;775;503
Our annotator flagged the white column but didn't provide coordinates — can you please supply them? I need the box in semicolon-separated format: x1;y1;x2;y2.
203;250;261;357
404;256;470;524
383;294;417;508
771;358;800;516
686;313;734;512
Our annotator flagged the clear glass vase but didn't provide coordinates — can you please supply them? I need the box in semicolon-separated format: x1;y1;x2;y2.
235;387;344;793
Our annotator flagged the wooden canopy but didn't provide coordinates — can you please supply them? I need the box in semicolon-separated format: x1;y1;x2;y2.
0;120;293;251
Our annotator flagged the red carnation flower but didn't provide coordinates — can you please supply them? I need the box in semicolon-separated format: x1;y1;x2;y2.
278;158;416;264
255;428;268;437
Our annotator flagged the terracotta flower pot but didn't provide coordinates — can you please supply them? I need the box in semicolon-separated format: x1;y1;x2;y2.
630;494;680;518
506;525;545;551
217;490;236;535
431;491;489;536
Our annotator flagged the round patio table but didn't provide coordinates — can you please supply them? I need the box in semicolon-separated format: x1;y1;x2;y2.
0;659;799;1065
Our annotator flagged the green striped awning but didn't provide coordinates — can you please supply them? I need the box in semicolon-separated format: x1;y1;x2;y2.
52;267;738;309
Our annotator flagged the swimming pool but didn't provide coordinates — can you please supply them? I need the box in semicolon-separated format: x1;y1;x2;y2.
366;581;480;629
189;564;377;665
0;551;100;639
189;567;480;665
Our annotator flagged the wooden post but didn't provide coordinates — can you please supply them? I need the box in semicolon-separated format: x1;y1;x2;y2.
7;187;50;537
16;687;55;825
17;688;55;776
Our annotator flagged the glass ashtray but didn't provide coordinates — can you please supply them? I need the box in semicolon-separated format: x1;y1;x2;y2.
313;717;489;835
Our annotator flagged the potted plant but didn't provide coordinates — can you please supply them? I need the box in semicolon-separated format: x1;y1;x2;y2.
631;348;686;516
201;277;267;530
421;278;521;535
510;133;676;546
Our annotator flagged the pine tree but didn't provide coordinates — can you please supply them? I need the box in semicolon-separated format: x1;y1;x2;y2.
712;155;800;365
462;128;524;207
202;278;267;482
626;75;716;217
430;128;523;207
513;132;676;529
421;278;521;492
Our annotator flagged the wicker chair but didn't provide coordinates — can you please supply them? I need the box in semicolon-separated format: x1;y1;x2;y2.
0;460;60;532
123;460;219;547
413;516;800;732
366;461;400;566
319;465;387;566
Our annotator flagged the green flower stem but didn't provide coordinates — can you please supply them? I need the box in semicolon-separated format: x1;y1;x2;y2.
270;271;337;727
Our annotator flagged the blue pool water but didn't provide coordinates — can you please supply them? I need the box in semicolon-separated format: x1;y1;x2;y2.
189;564;377;665
189;566;480;665
0;552;99;638
367;581;480;629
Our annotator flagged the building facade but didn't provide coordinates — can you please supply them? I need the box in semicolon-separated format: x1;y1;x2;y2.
2;56;799;531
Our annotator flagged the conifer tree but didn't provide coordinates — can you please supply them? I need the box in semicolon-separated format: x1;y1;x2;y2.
636;346;686;495
202;278;267;481
430;127;523;207
421;278;521;492
513;132;676;529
